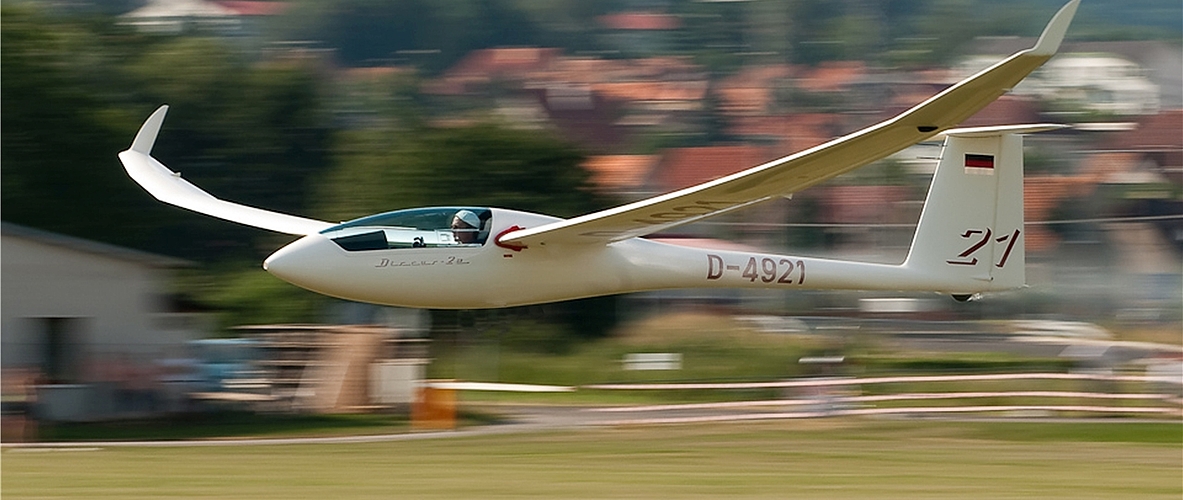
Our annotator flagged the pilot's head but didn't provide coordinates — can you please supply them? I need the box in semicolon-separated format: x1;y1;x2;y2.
451;210;481;244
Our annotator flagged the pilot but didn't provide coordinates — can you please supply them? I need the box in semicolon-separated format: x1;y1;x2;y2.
451;210;482;245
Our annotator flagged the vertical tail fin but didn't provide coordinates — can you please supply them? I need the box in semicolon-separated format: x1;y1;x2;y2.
903;124;1064;295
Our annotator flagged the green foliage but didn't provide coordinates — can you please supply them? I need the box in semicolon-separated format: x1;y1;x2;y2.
499;318;575;355
180;267;330;330
855;354;1076;374
39;412;408;442
431;312;815;388
271;0;551;73
322;122;603;220
1;7;332;261
968;421;1183;444
1;6;146;243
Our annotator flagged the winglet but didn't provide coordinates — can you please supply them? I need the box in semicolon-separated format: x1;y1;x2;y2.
130;104;169;154
1029;0;1079;56
119;105;333;235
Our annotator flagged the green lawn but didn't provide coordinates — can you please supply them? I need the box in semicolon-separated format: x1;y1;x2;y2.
4;419;1180;499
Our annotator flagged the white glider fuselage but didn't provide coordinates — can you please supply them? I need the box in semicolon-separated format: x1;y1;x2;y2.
264;210;909;309
266;233;954;309
263;211;926;310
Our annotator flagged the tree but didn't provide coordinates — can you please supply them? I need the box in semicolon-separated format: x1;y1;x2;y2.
270;0;550;73
2;6;333;261
1;6;149;245
321;122;604;221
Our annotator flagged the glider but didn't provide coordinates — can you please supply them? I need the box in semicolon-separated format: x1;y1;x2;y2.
119;0;1079;309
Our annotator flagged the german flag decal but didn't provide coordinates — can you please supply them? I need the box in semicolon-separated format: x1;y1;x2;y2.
964;153;995;174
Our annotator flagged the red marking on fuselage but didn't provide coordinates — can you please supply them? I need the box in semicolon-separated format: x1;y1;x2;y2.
495;226;528;252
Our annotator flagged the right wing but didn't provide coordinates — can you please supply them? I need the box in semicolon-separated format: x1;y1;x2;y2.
117;105;333;235
497;0;1079;248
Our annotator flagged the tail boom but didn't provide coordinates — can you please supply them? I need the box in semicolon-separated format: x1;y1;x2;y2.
618;125;1062;298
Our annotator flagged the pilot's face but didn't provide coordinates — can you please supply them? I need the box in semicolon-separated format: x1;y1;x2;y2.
452;218;478;244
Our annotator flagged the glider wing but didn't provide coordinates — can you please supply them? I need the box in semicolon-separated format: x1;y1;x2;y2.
118;105;334;235
497;0;1079;248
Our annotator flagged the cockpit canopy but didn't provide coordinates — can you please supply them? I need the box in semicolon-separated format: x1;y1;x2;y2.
321;207;493;252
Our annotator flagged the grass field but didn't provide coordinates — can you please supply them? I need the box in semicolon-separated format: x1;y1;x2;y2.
4;419;1180;499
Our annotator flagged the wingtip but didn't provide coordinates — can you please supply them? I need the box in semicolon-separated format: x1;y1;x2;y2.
1029;0;1080;56
129;104;169;155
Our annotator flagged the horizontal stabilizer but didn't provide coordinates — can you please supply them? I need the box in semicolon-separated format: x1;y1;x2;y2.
935;124;1068;139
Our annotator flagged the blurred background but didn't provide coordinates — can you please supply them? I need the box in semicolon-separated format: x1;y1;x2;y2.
2;0;1180;434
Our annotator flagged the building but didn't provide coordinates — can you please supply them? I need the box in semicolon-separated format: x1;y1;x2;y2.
959;39;1182;115
120;0;286;36
2;223;205;419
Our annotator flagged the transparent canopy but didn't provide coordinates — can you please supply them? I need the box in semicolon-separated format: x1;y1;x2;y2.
321;207;492;251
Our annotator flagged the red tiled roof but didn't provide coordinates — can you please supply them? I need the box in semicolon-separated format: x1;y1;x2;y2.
340;66;413;83
715;64;795;116
599;12;681;31
796;61;866;93
653;145;773;191
1104;110;1183;177
716;86;770;115
817;185;911;224
1078;152;1143;183
592;80;707;103
728;113;840;153
427;47;562;95
1107;109;1183;151
529;88;626;152
582;155;658;193
214;1;286;16
444;48;561;79
960;96;1042;128
1023;176;1098;252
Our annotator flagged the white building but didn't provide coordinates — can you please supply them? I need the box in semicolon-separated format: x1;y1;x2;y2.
120;0;285;36
956;50;1162;116
1;223;203;384
1037;55;1161;115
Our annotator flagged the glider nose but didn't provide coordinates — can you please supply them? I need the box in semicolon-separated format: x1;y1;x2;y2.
263;234;336;289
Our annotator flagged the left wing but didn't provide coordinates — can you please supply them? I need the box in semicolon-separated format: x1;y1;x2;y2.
498;0;1079;248
118;105;333;235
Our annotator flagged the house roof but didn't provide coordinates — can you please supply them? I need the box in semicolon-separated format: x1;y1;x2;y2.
598;12;681;31
123;0;233;19
727;113;841;153
716;64;795;116
582;155;659;193
526;88;626;152
816;185;912;224
1079;152;1154;183
959;95;1043;128
215;1;286;16
796;61;866;93
1106;110;1183;152
429;47;562;94
592;80;707;103
1;223;190;269
1023;176;1099;252
652;145;773;192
